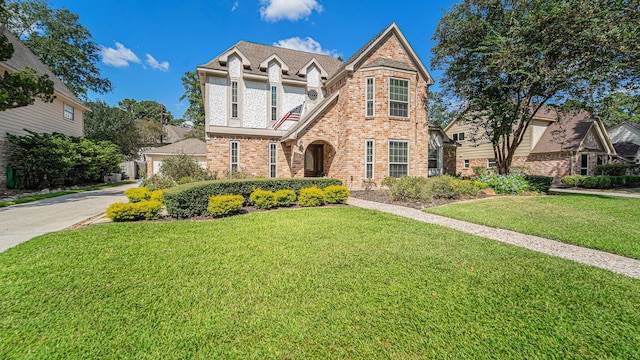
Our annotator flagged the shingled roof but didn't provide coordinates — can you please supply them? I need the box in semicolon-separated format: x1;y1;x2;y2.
531;108;603;153
0;25;85;108
198;41;343;82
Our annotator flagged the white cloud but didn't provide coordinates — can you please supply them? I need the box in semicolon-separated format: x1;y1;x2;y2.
231;1;238;11
260;0;322;22
101;42;141;68
145;54;170;72
273;37;339;57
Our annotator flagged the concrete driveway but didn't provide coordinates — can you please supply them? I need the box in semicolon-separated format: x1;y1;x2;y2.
0;182;138;253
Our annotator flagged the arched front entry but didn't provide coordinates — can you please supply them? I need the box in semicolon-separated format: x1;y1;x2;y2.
303;140;335;177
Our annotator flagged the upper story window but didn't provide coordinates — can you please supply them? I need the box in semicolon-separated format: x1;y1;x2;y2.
64;103;74;121
271;86;278;122
231;81;238;118
365;77;375;117
452;132;465;142
389;78;409;118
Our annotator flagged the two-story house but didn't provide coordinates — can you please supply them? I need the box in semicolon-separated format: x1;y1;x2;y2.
197;23;454;188
444;106;616;181
0;26;89;187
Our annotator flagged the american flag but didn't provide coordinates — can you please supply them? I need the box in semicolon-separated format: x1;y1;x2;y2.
272;104;302;129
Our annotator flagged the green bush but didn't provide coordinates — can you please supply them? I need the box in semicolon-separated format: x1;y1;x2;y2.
150;190;164;204
596;164;640;176
472;166;487;177
479;174;529;194
163;178;342;218
524;175;553;193
581;176;600;189
274;189;296;207
141;174;176;191
561;175;584;187
391;176;431;202
450;179;486;198
427;175;456;199
324;185;350;204
125;187;151;203
207;194;244;217
381;176;399;189
106;200;163;222
159;153;213;182
249;189;277;210
298;187;326;207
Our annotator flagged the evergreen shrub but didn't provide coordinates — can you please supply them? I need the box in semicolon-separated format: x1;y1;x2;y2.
106;200;163;222
274;189;296;207
207;194;244;217
324;185;350;204
249;189;277;210
298;187;326;207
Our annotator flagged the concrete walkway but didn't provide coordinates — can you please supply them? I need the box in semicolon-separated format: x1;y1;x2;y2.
347;197;640;279
0;182;138;252
550;188;640;199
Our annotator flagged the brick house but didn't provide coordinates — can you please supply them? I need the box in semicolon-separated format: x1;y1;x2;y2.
197;23;453;189
444;106;616;181
0;26;88;187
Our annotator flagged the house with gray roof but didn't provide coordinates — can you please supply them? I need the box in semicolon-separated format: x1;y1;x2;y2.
197;23;454;186
608;122;640;163
144;138;207;176
444;106;616;181
0;25;89;187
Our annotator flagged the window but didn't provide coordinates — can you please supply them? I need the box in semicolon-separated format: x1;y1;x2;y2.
231;81;238;118
487;158;496;168
580;154;589;175
365;77;375;117
64;103;74;121
428;148;439;169
230;141;239;173
388;140;409;177
365;139;374;179
452;132;465;142
464;160;470;169
389;78;409;118
597;155;605;166
269;143;277;178
271;86;278;122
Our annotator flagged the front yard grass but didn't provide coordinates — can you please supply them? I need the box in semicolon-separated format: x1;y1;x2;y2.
427;194;640;259
2;207;639;358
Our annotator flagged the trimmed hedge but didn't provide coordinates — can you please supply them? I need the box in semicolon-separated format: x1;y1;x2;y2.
207;194;244;217
524;175;553;193
596;164;640;176
560;175;640;189
324;185;350;204
299;187;326;207
106;200;163;222
274;189;296;207
249;189;277;210
164;178;342;218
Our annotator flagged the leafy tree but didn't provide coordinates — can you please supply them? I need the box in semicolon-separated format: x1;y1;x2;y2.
432;0;639;174
179;70;205;127
118;98;175;125
1;0;112;99
566;92;640;128
428;90;457;127
184;126;205;141
135;119;166;146
84;100;141;159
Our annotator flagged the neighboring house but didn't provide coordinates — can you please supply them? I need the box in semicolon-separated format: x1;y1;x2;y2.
0;25;88;187
144;138;207;176
444;106;616;181
608;122;640;163
197;23;452;188
164;124;188;144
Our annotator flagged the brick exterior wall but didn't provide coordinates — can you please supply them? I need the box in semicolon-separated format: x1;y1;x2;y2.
0;139;10;188
206;31;437;189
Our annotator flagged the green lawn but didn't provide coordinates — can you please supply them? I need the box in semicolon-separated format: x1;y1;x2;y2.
427;194;640;259
1;207;639;358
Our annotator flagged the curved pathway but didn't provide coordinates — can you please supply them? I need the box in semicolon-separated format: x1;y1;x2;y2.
348;197;640;279
0;183;138;252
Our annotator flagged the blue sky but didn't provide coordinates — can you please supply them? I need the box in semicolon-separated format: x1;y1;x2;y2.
51;0;457;119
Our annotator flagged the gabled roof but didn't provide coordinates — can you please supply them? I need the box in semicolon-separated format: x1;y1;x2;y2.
0;25;86;110
613;141;640;158
144;138;206;156
198;41;343;82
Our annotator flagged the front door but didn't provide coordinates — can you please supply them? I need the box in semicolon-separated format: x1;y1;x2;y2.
304;144;324;177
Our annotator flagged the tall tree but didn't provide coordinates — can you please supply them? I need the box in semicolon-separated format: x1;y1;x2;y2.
428;90;457;127
1;0;112;99
179;70;205;127
84;100;141;159
432;0;639;174
118;98;175;125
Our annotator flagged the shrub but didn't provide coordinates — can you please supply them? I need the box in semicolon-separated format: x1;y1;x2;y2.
207;194;244;217
177;176;192;185
274;189;296;207
159;153;212;181
298;187;326;207
150;190;164;204
106;200;163;222
524;175;553;193
141;174;176;191
163;178;341;218
381;176;399;189
596;164;640;176
581;176;600;189
427;175;456;199
479;173;529;194
249;189;277;210
125;187;151;203
561;175;584;187
450;179;486;198
391;176;431;202
324;185;350;204
472;166;487;177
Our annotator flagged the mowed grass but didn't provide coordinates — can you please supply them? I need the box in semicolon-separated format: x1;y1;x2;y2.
1;207;639;359
427;194;640;259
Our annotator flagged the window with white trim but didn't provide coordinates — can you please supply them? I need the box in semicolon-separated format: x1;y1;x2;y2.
231;81;238;118
271;86;278;122
464;160;470;169
452;132;465;142
269;142;277;178
487;158;496;168
230;141;239;173
428;148;439;169
580;154;589;175
365;139;374;179
388;140;409;177
365;77;375;117
389;78;409;118
64;103;74;121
